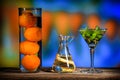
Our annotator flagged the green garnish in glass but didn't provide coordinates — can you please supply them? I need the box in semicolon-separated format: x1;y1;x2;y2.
79;26;106;73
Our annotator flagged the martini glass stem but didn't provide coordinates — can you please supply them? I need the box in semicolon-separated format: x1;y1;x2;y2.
90;48;94;71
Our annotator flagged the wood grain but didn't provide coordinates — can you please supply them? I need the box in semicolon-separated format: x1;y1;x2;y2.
0;68;120;80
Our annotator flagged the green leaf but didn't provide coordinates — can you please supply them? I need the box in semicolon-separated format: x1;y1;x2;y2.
95;25;100;30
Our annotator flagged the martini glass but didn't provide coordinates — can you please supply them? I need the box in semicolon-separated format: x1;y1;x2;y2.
79;26;106;73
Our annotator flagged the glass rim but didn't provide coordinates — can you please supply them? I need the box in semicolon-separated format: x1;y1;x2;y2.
79;28;107;31
18;8;41;10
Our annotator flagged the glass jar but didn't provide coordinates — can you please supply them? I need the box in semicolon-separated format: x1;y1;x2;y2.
19;8;42;72
52;35;76;73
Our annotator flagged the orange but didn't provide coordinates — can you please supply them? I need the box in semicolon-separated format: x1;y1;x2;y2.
22;55;40;72
24;27;42;41
19;11;37;28
20;41;40;55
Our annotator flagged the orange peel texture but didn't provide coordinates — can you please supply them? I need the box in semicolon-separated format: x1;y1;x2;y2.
19;11;37;28
20;40;40;55
22;55;40;72
24;27;42;41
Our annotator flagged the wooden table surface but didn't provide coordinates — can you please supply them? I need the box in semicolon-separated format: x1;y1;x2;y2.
0;68;120;80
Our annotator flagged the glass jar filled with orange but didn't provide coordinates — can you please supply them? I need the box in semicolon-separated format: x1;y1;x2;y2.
19;8;42;72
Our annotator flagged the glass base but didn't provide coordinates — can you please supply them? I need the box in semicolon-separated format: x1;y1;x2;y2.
80;68;102;73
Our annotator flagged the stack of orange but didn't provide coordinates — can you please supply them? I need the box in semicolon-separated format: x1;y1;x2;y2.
19;11;41;72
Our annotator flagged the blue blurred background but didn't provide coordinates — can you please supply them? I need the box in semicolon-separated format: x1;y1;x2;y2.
1;0;120;68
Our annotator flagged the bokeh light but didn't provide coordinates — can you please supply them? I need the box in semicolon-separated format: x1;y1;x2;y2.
1;0;120;68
